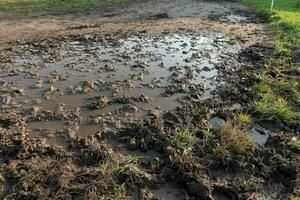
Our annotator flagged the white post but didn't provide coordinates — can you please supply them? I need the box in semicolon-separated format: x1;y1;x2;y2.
271;0;275;10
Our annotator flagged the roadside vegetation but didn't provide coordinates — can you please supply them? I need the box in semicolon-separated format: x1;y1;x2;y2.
0;0;124;13
242;0;300;123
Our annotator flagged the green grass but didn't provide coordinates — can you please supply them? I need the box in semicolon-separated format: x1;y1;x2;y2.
241;0;300;124
237;113;252;125
253;83;299;123
0;0;125;13
241;0;300;12
241;0;300;53
170;128;198;150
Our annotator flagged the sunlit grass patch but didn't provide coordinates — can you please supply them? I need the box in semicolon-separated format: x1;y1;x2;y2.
241;0;300;53
253;85;299;123
241;0;300;12
0;0;125;13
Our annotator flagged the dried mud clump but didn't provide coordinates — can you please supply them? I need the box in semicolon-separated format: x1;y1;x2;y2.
86;95;109;110
76;143;112;166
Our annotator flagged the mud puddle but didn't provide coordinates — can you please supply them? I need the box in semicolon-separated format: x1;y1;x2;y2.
1;32;242;143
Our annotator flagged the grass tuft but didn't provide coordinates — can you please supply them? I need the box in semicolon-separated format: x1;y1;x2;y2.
236;113;252;125
170;128;198;150
215;120;256;155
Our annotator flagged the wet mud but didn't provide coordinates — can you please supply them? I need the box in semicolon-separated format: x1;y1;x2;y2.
1;32;242;145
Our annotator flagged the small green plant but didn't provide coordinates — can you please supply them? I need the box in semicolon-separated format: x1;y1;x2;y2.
217;120;255;155
171;128;197;150
236;113;252;125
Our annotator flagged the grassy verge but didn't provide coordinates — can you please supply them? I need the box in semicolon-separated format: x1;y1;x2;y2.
0;0;125;14
241;0;300;123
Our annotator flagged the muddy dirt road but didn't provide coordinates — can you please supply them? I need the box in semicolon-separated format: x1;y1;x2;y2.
0;0;268;47
1;0;299;200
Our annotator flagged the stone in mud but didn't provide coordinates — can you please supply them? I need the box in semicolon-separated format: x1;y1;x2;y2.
250;126;269;146
208;117;225;129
